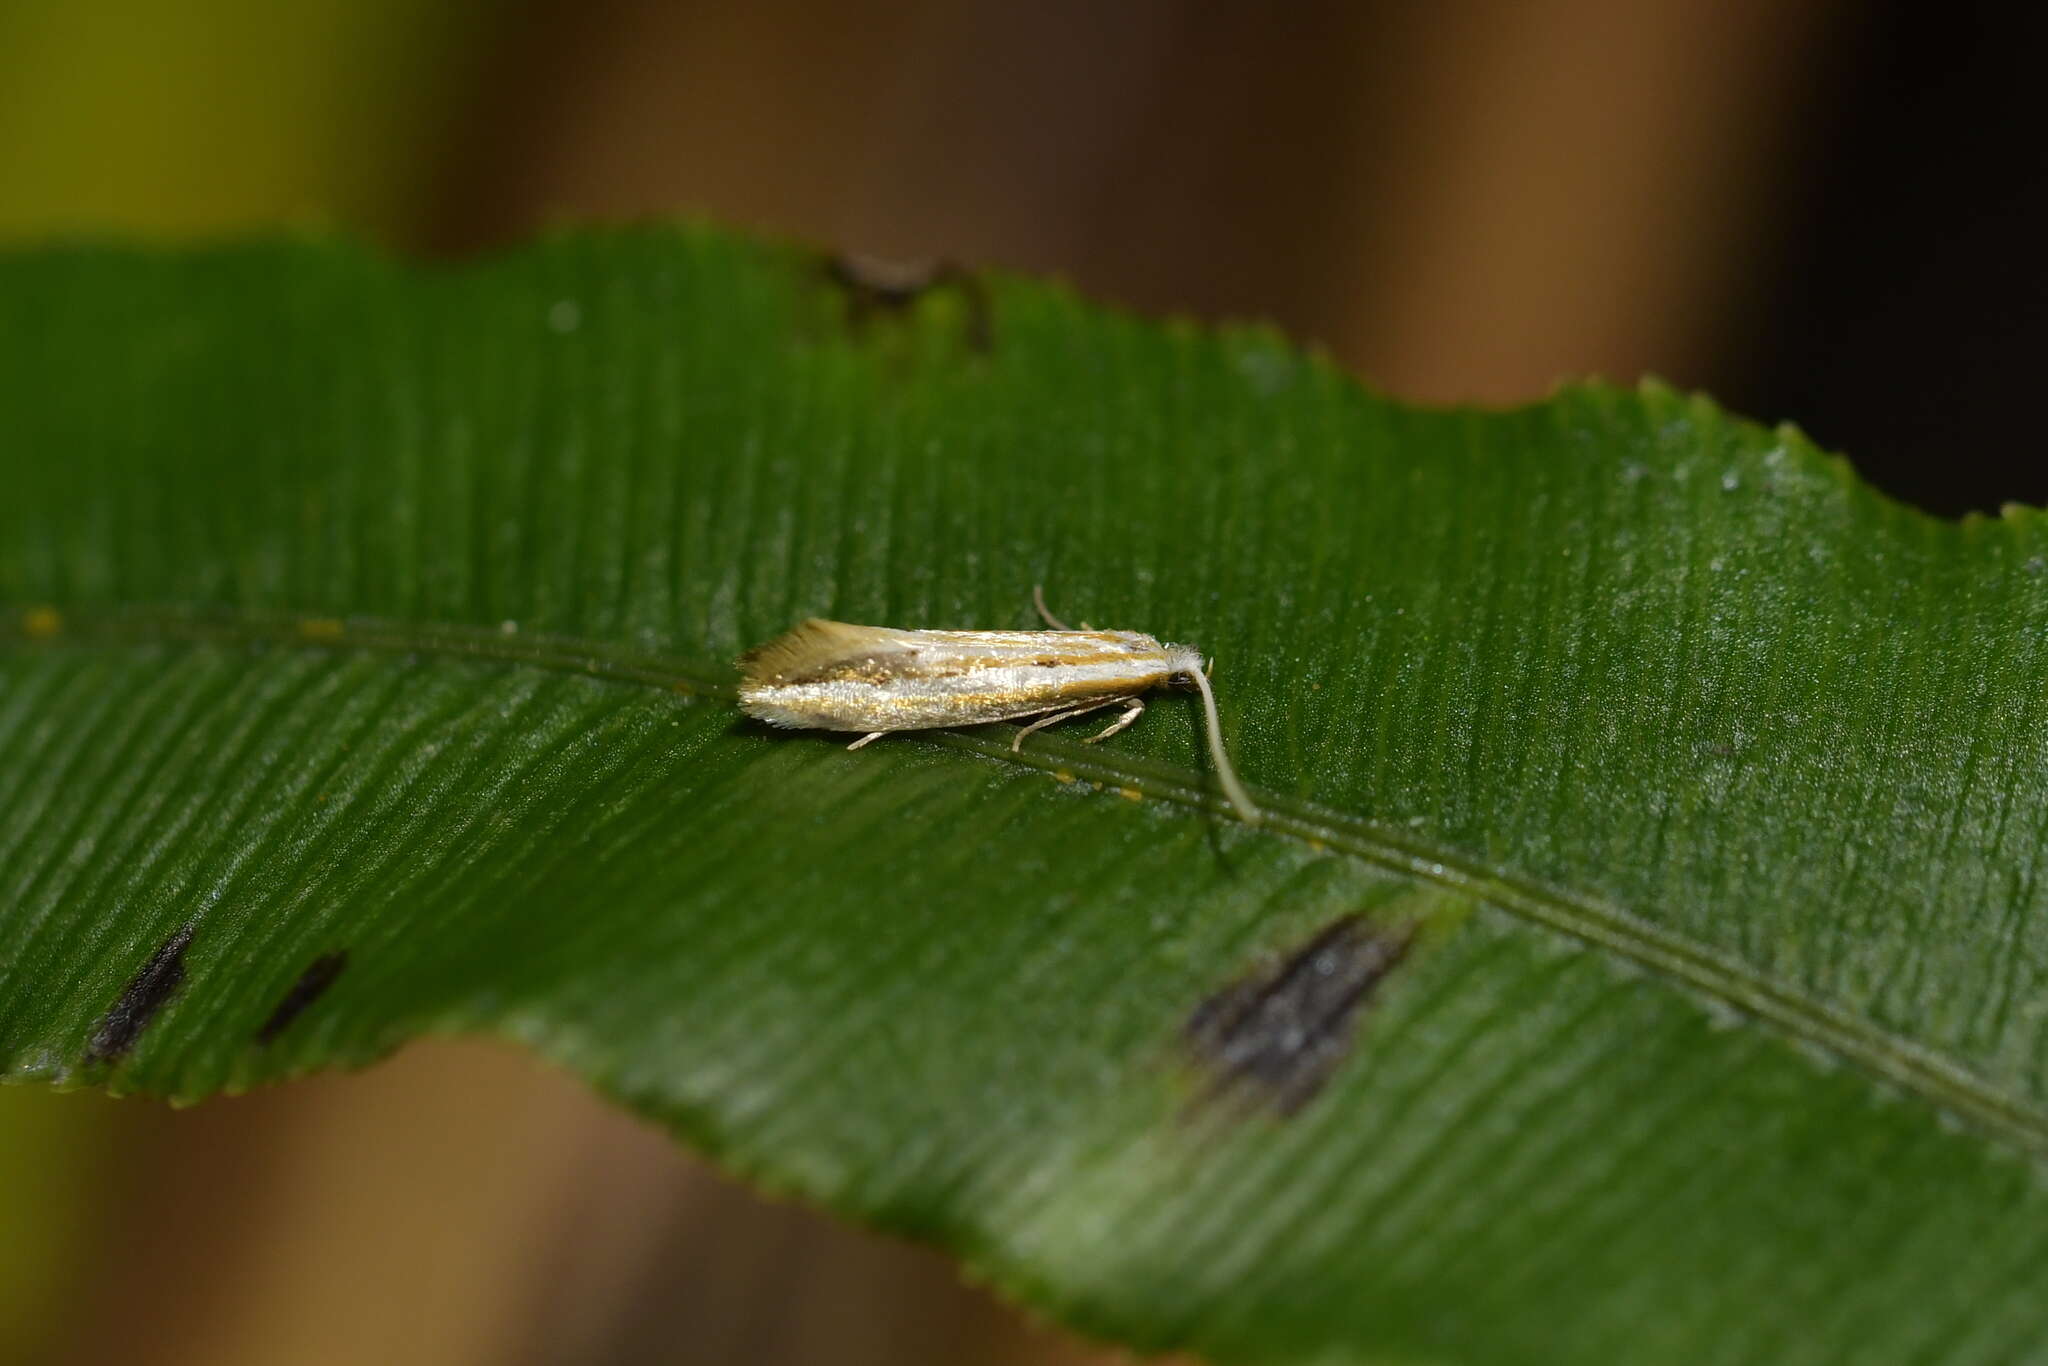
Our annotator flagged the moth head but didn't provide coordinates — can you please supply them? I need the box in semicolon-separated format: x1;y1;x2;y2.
1165;644;1209;688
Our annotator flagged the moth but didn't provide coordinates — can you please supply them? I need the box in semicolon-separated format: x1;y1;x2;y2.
737;589;1261;824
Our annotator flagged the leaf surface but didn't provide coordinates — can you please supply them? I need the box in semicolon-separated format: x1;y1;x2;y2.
4;231;2047;1364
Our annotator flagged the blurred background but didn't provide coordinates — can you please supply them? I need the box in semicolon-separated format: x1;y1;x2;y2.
1;2;2040;1363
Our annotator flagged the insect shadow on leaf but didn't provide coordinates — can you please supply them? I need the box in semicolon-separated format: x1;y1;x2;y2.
1183;915;1415;1119
86;923;196;1065
255;950;349;1045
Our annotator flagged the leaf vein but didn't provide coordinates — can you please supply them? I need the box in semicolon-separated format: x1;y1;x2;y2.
10;601;2047;1161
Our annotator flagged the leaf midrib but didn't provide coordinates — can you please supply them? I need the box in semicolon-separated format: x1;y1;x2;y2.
7;600;2041;1162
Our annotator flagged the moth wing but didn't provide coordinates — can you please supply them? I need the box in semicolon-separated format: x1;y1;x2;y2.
737;618;920;683
919;629;1159;660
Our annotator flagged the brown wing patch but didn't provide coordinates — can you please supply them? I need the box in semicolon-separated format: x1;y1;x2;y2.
738;619;920;685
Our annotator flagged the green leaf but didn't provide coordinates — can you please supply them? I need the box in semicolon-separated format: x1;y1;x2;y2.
4;228;2047;1364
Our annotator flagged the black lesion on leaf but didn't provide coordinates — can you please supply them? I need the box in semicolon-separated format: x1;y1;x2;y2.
256;951;349;1045
1184;915;1414;1116
822;252;993;352
86;923;196;1065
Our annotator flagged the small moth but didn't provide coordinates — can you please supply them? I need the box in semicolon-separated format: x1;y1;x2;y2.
738;588;1261;824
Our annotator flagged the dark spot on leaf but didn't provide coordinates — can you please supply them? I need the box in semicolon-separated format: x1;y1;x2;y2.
256;951;349;1045
86;923;195;1065
823;252;992;352
1184;915;1414;1116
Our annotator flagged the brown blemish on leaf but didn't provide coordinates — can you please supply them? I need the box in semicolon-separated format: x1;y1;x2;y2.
22;606;62;639
823;252;993;352
86;923;196;1065
256;951;349;1044
1184;915;1414;1116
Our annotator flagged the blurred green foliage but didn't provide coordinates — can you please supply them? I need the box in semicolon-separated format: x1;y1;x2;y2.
0;2;501;1358
0;0;498;243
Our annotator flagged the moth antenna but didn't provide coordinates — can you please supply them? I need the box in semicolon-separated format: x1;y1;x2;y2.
1182;662;1261;825
1032;584;1074;631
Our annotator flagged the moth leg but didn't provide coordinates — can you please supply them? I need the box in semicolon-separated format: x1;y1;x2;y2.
1083;697;1146;743
847;731;887;751
1010;697;1123;751
1011;706;1088;752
